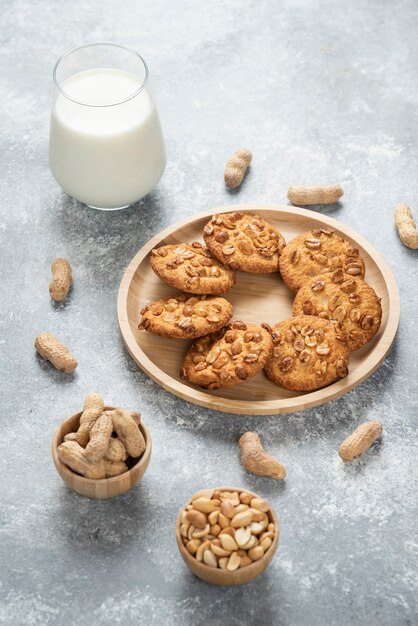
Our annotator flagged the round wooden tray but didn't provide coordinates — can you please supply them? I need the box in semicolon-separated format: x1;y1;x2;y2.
117;204;400;415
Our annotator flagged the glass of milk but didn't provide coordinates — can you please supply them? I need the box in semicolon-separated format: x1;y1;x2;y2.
49;43;166;210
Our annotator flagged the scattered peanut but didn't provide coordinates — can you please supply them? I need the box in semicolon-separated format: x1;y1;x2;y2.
287;185;344;206
395;204;418;249
338;420;383;462
49;258;72;302
57;395;147;480
35;332;78;373
239;432;286;480
224;148;252;189
179;489;277;570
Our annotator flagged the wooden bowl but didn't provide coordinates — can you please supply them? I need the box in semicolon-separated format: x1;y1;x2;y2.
52;406;152;499
118;204;400;415
175;487;279;586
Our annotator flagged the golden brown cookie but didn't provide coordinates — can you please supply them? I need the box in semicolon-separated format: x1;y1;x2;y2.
150;242;235;294
138;294;233;339
203;211;286;273
292;273;382;351
180;321;273;389
264;316;349;391
278;227;365;292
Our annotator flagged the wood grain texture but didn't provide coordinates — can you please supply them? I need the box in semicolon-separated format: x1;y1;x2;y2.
175;486;279;586
117;204;400;416
51;406;152;499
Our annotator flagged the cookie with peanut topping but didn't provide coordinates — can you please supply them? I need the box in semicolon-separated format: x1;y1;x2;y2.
292;273;382;351
139;294;233;339
180;321;273;389
278;227;365;292
203;211;286;273
150;242;235;294
264;315;349;391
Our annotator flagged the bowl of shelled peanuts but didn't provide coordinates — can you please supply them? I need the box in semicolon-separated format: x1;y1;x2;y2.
176;486;279;586
52;394;152;499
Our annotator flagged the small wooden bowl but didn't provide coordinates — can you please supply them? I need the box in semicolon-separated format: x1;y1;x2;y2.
52;406;152;499
176;487;279;586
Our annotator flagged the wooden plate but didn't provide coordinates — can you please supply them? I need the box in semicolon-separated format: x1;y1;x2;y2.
117;205;400;415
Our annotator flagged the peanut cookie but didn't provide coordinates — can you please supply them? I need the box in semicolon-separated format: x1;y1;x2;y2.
180;321;273;389
264;316;349;391
278;227;365;292
150;242;235;294
203;211;286;273
138;295;233;339
292;273;382;351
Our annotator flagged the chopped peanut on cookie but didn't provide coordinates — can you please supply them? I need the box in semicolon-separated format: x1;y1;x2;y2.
139;294;233;339
150;242;235;294
292;274;382;351
181;321;273;389
203;211;286;273
264;315;349;391
279;228;365;292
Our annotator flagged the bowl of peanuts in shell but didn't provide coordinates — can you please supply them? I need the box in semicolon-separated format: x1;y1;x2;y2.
52;395;152;499
176;487;279;586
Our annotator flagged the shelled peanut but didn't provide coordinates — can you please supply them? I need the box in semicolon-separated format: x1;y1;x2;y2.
58;394;146;479
178;489;276;571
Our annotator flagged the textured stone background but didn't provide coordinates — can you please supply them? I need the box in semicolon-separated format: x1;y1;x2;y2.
1;0;417;625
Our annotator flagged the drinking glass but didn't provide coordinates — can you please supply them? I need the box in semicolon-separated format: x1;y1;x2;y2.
49;43;166;210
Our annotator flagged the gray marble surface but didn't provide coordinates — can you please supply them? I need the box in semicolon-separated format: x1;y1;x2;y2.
1;0;417;624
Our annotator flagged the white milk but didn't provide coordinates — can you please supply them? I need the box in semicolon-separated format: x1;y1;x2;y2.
49;68;166;209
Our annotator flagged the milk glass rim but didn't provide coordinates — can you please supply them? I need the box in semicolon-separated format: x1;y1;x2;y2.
53;42;149;107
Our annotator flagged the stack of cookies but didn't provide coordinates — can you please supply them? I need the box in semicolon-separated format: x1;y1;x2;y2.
138;211;382;393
